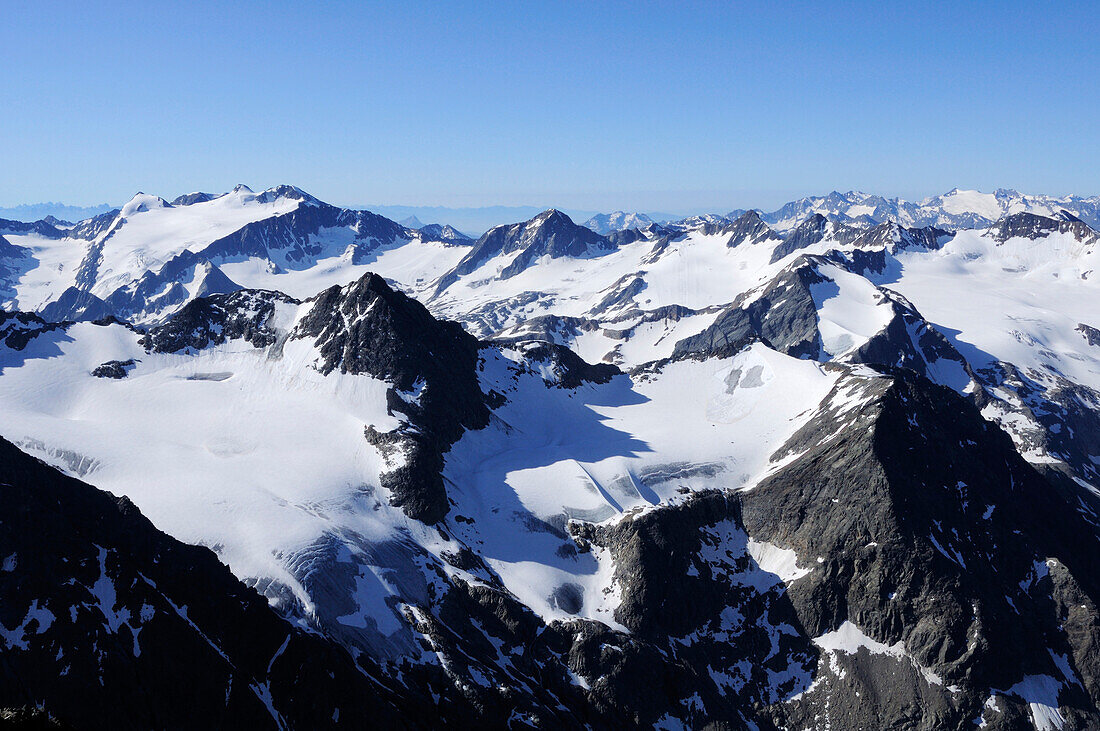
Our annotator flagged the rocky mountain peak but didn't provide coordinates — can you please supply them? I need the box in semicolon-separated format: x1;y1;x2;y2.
769;213;860;263
170;191;219;206
294;272;492;523
255;184;320;205
987;211;1099;244
417;222;471;243
724;209;781;248
437;208;615;289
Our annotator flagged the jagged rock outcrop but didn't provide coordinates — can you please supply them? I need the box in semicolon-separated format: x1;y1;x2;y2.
850;221;950;252
495;339;620;389
38;287;113;322
0;218;65;239
0;311;67;351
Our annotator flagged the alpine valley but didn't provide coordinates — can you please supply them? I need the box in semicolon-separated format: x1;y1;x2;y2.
1;184;1099;730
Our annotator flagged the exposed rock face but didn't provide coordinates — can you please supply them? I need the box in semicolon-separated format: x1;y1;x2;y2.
199;202;409;266
0;436;414;730
723;209;783;248
674;254;973;387
850;221;950;252
674;259;827;359
141;289;295;353
975;360;1100;493
99;256;241;321
1079;323;1100;348
495;339;621;389
743;369;1100;729
294;273;491;523
769;213;862;263
170;191;219;206
38;287;113;322
0;311;67;351
0;218;65;239
436;209;615;292
562;365;1100;729
987;211;1099;244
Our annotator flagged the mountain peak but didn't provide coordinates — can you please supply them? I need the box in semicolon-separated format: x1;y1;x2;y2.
256;184;319;205
120;192;171;218
583;210;657;235
532;208;571;226
294;271;491;523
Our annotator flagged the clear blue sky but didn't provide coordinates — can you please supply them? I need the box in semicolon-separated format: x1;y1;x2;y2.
2;1;1098;213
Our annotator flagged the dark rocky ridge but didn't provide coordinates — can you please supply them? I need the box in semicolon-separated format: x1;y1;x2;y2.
141;289;296;353
744;368;1100;729
567;363;1100;728
1079;323;1100;348
0;218;65;239
294;273;492;523
673;257;828;359
416;222;472;243
850;221;951;252
492;339;621;388
0;435;418;729
90;358;138;379
0;311;68;351
987;211;1099;245
38;287;113;322
170;191;219;206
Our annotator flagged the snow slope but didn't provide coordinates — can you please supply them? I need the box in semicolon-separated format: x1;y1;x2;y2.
0;294;842;661
0;185;471;324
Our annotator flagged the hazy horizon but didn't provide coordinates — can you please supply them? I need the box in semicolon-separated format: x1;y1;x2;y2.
4;2;1098;213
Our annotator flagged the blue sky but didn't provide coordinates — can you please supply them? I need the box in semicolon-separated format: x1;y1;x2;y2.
2;1;1098;213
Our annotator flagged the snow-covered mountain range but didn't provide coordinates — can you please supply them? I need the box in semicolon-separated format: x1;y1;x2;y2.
583;211;656;235
580;188;1100;236
1;184;1099;729
751;188;1100;234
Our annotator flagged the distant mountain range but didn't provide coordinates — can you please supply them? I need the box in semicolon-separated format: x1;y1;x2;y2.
748;188;1100;233
10;187;1098;238
584;188;1100;236
0;201;116;223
